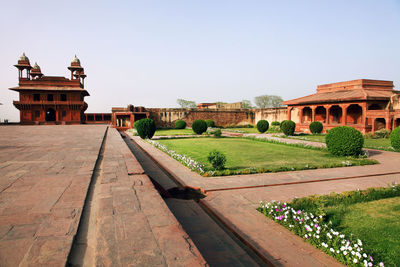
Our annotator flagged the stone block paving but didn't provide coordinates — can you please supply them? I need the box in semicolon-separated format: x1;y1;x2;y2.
0;125;106;266
95;128;206;266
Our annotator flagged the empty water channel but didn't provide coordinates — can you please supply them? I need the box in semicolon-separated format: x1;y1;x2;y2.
121;132;269;267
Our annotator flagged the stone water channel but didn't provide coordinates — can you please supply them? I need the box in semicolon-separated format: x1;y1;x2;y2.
121;132;269;267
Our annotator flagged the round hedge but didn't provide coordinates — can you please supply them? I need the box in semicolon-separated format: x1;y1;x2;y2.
281;120;296;136
271;121;280;126
390;126;400;151
192;120;207;134
205;119;215;128
134;118;156;139
309;121;323;134
175;120;186;129
325;126;364;156
280;120;289;130
256;120;269;133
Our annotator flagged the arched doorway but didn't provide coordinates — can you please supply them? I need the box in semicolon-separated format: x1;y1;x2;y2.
329;105;342;124
375;118;386;130
302;107;312;123
346;104;362;124
45;108;56;121
315;106;326;123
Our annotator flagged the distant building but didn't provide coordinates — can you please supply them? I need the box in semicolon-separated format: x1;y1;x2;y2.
111;105;148;130
197;102;243;109
283;79;400;133
10;53;89;124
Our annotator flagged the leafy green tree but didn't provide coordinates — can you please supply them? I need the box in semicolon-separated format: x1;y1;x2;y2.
241;100;253;109
177;99;196;108
254;95;283;108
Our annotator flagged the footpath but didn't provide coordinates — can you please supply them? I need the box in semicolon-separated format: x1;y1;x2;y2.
129;132;400;266
0;126;205;267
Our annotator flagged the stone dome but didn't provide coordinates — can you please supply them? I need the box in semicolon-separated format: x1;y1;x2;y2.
32;62;41;70
18;53;30;63
71;55;80;64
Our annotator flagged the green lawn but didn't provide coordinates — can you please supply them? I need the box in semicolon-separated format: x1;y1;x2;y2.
259;185;400;266
223;126;281;134
154;128;197;136
286;134;394;151
156;137;375;174
329;197;400;266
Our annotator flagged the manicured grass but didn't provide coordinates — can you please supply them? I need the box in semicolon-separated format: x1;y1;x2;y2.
286;134;394;151
223;126;281;134
334;197;400;266
259;184;400;266
156;137;376;175
154;128;197;136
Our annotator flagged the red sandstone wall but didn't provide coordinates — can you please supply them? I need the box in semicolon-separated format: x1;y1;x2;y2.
148;108;255;127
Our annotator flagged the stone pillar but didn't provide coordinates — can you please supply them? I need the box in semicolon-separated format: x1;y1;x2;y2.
299;107;303;124
287;107;292;121
362;103;367;133
311;106;316;122
325;105;330;124
372;118;376;133
341;105;348;125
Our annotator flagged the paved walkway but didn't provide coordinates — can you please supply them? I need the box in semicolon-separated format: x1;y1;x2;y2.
0;126;206;267
92;128;205;266
0;125;106;266
129;132;400;266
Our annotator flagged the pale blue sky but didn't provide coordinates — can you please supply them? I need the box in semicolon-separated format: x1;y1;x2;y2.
1;0;399;122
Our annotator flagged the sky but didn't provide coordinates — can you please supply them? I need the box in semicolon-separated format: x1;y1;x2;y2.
0;0;399;122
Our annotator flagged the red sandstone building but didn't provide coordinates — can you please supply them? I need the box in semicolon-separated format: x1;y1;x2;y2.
10;54;89;124
283;79;400;133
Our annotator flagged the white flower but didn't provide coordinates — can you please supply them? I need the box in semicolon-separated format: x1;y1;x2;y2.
353;258;358;263
363;253;367;258
343;251;347;255
379;263;384;267
330;248;334;252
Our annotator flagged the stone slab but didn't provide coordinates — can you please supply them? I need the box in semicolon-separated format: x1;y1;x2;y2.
0;125;107;267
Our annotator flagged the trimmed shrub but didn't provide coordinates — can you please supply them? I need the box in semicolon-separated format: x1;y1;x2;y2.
281;120;296;136
207;127;222;138
192;120;207;134
207;150;226;170
134;118;156;139
256;120;269;133
325;126;364;156
271;121;280;126
280;120;289;130
390;126;400;151
205;119;215;128
375;128;390;139
175;120;186;129
309;121;323;134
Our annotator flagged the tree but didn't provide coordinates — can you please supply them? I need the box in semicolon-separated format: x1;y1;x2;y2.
177;99;196;108
254;95;283;108
241;100;253;109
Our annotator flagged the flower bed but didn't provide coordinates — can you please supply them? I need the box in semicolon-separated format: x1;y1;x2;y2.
258;201;384;266
147;139;205;173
